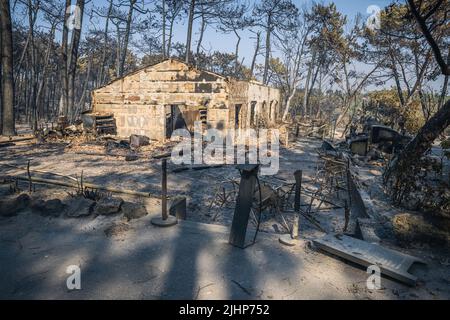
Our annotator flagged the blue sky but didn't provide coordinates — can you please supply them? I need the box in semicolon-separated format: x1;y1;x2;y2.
167;0;394;64
13;0;396;64
12;0;446;90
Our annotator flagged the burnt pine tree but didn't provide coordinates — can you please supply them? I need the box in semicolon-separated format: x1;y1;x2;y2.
253;0;299;85
0;0;15;136
384;0;450;203
67;0;85;121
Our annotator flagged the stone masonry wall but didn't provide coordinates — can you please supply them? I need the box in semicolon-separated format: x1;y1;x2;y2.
92;59;282;140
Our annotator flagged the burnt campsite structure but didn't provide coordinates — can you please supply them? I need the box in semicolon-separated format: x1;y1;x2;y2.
90;59;282;141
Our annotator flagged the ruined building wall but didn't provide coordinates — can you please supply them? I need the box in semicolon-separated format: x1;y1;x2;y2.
92;60;230;140
228;80;282;129
247;81;281;126
92;59;282;141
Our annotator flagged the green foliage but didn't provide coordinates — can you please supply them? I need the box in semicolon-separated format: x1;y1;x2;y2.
367;89;426;133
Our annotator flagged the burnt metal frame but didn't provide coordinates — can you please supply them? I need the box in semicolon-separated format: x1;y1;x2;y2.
229;164;260;249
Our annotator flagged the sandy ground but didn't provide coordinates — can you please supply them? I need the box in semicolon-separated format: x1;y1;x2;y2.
0;136;341;236
0;135;449;300
0;211;448;300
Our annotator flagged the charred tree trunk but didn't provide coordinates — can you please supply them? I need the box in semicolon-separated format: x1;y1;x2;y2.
384;99;450;203
1;0;15;136
250;31;261;79
119;0;135;78
195;11;206;59
438;53;449;109
60;0;71;116
162;0;166;59
77;54;92;114
167;18;175;57
27;0;38;131
185;0;195;64
282;87;297;122
306;62;320;117
233;29;241;76
36;22;56;122
0;18;2;135
67;0;85;121
303;50;315;118
98;0;113;86
263;15;272;85
114;24;122;78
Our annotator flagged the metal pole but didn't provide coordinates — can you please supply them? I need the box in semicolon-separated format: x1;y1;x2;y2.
292;170;302;239
151;158;178;227
162;159;168;220
280;170;302;246
294;170;302;213
229;164;259;249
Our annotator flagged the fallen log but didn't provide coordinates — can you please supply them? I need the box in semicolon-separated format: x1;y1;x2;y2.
192;165;224;171
0;143;15;148
306;124;327;136
71;151;125;158
2;164;78;181
153;152;172;159
13;175;153;198
0;137;35;145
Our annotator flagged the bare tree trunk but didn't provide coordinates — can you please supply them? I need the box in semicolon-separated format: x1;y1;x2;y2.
418;89;433;121
306;62;320;117
167;18;175;57
36;22;56;122
67;0;85;121
98;0;113;86
13;11;37;85
250;31;261;79
27;0;38;131
303;51;315;118
162;0;166;59
391;61;406;107
263;15;272;85
77;54;92;114
115;24;122;78
1;0;15;135
438;53;450;109
233;29;241;76
0;18;3;134
60;0;71;116
185;0;195;64
282;87;297;122
119;0;135;77
196;11;206;58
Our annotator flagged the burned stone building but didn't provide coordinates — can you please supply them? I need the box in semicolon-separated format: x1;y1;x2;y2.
91;59;282;141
